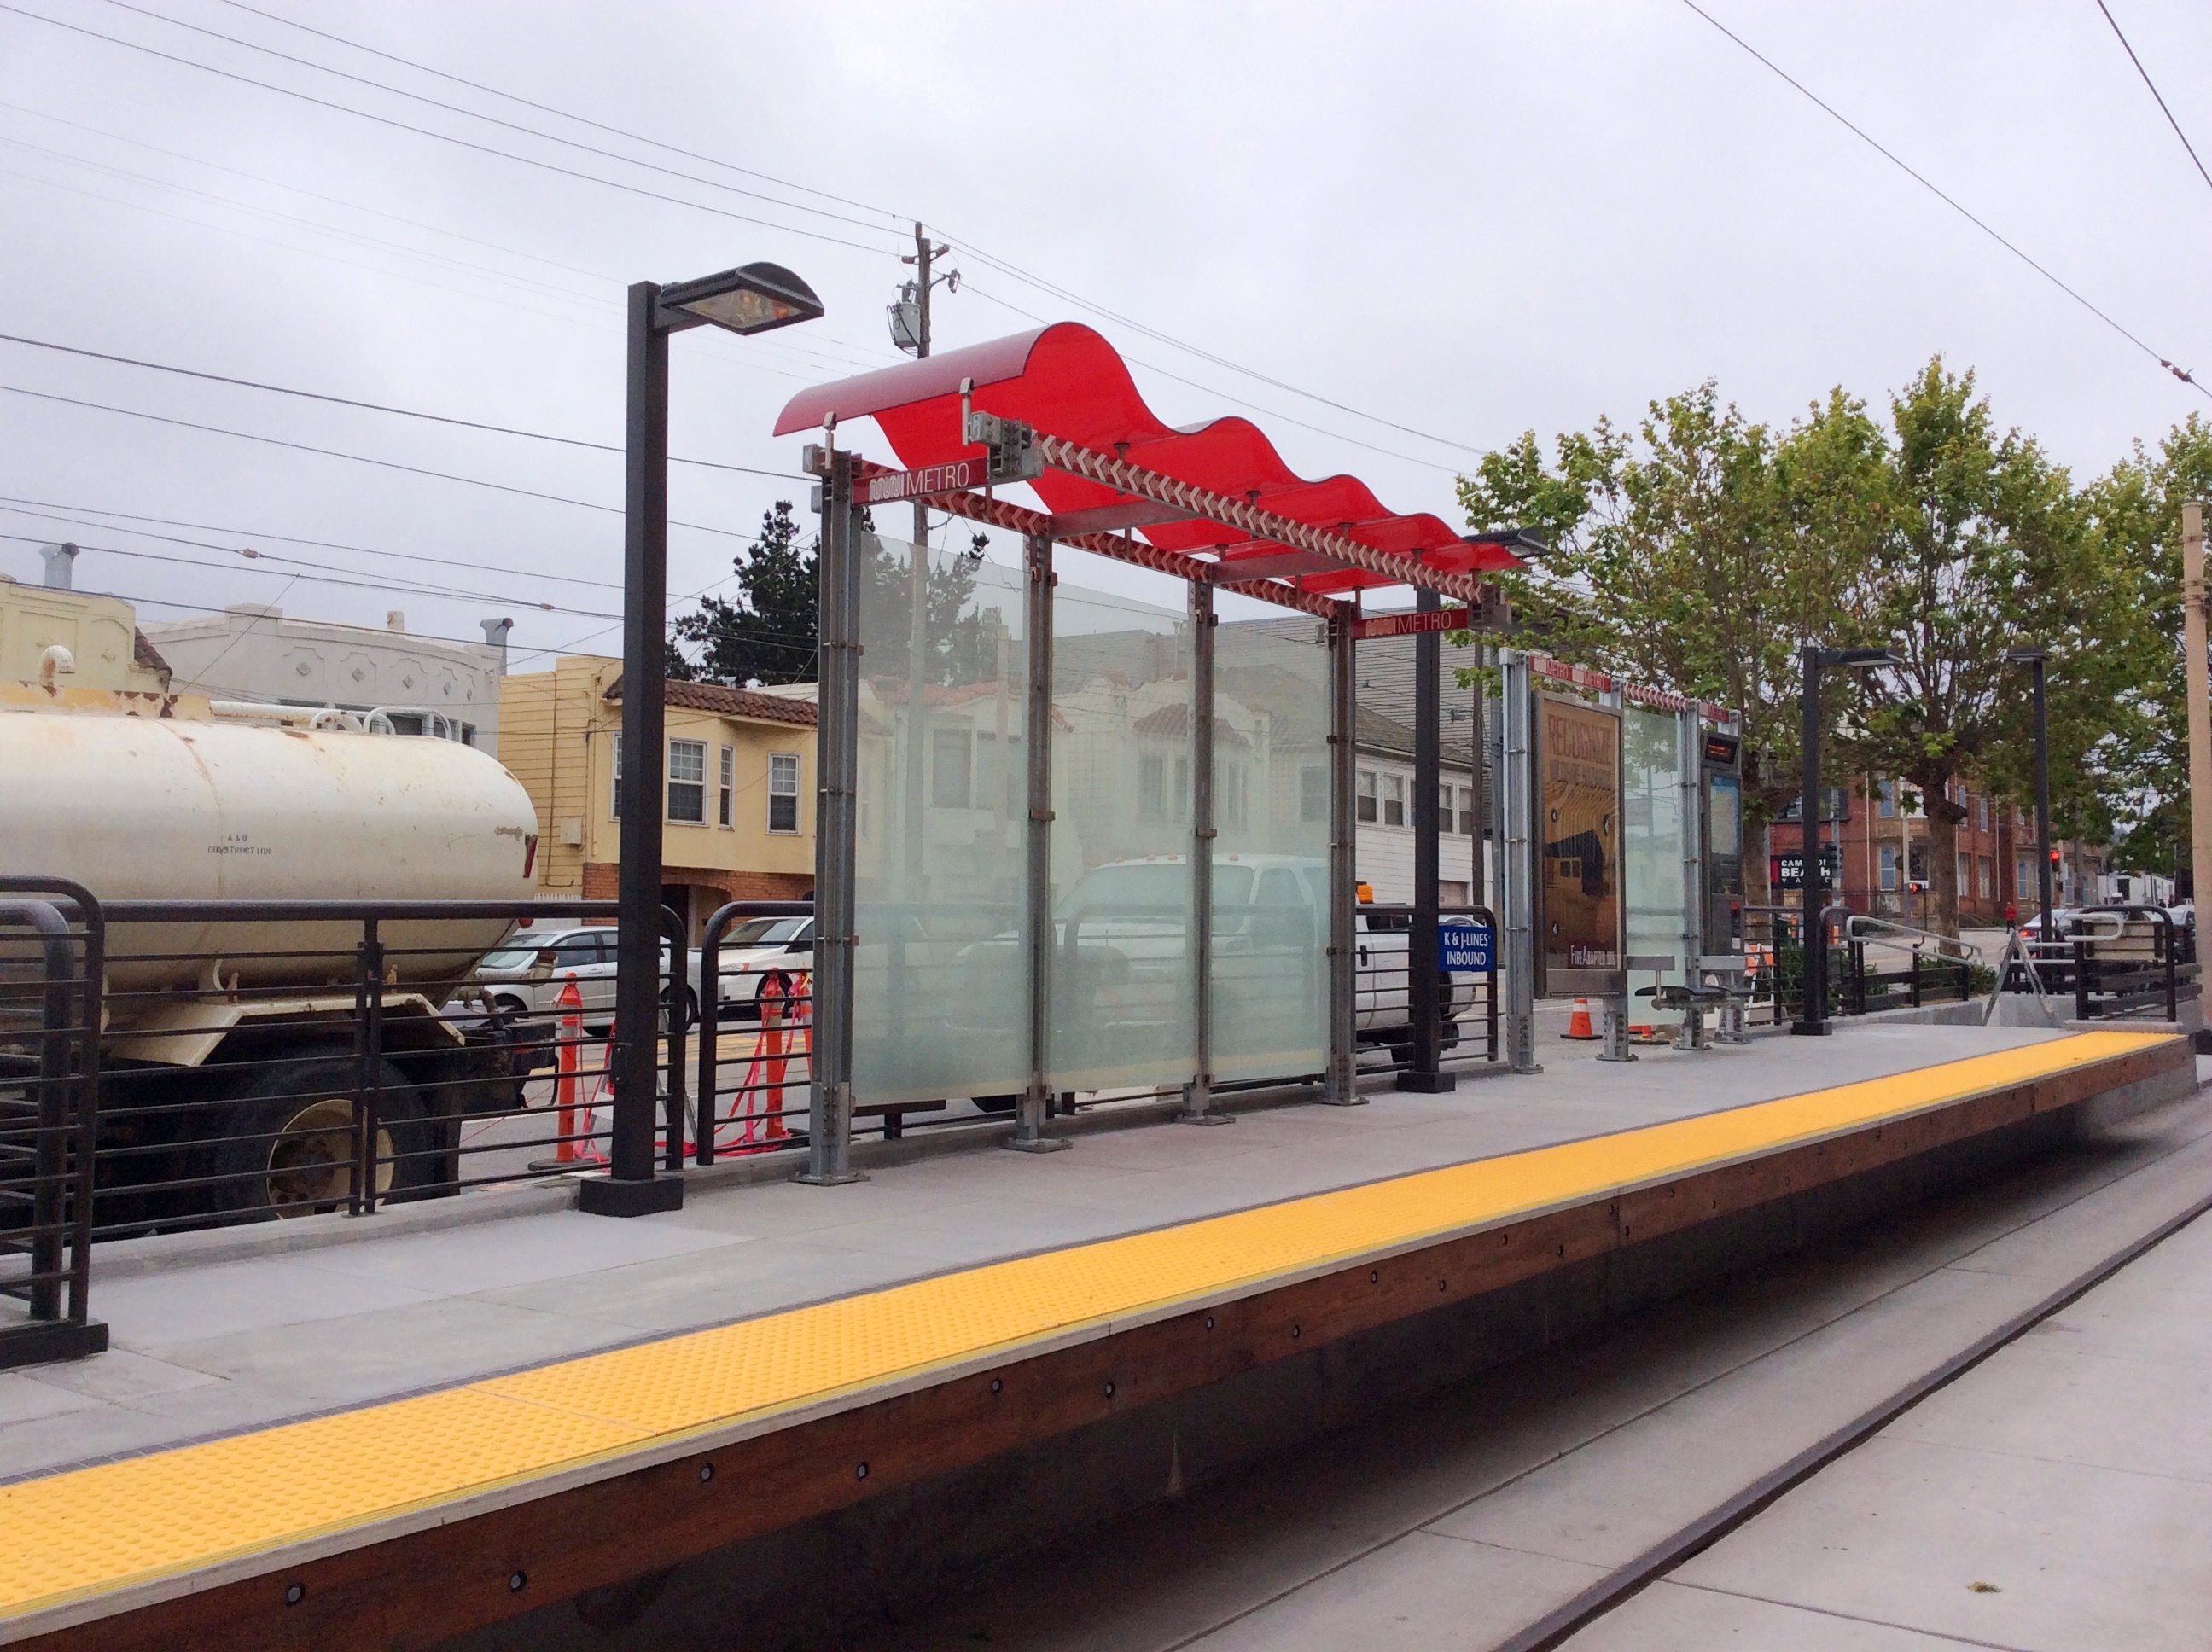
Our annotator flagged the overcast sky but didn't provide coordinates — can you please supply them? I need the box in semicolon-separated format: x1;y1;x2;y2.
4;0;2210;667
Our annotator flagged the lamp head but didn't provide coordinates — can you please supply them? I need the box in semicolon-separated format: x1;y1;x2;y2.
2003;646;2050;665
1821;647;1898;671
658;262;823;335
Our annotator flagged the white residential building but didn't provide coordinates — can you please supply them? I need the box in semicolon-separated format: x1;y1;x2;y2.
141;605;511;749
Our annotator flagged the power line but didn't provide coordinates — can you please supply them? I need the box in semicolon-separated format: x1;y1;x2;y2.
212;0;901;225
100;0;898;240
1677;0;2211;398
0;380;793;538
0;526;617;616
0;330;807;476
0;3;893;257
161;0;1497;463
2093;0;2212;200
0;493;632;590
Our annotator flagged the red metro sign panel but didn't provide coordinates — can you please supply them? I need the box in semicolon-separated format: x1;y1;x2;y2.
1351;608;1473;641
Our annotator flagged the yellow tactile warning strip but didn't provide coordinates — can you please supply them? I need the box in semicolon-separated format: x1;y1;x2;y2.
0;1030;2173;1625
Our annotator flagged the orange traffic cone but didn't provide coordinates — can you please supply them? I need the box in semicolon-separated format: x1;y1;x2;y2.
1562;998;1599;1040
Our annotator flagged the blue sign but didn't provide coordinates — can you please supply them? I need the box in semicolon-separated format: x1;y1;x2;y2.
1441;922;1493;972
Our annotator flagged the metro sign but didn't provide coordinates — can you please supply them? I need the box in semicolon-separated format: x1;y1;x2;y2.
861;458;992;507
1353;608;1473;641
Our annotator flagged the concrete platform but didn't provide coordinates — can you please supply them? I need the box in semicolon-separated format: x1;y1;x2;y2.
0;1022;2190;1649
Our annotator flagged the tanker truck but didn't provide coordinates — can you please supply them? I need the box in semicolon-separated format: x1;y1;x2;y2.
0;694;549;1226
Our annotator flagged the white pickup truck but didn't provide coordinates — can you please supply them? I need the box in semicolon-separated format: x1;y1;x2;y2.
1041;853;1482;1066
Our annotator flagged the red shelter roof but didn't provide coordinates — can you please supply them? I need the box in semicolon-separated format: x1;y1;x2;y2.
773;323;1523;596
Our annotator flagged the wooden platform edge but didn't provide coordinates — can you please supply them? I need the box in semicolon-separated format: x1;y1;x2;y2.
12;1035;2189;1652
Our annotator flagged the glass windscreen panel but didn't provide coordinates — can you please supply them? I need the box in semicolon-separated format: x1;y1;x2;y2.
852;536;1027;1106
1621;705;1689;1024
1210;614;1330;1082
1047;566;1196;1094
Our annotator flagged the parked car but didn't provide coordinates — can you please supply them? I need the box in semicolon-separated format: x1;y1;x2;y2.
942;856;1479;1102
687;916;815;1017
468;927;687;1028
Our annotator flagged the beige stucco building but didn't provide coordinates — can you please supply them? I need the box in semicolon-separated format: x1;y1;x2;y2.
0;573;171;694
498;655;818;939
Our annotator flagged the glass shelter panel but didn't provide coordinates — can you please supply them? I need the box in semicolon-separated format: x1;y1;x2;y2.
1211;615;1331;1082
852;537;1027;1107
1048;567;1195;1095
1621;705;1690;1024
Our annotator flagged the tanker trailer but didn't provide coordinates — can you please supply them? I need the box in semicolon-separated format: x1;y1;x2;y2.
0;704;541;1223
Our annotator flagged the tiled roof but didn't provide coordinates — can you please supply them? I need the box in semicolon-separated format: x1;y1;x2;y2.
603;675;818;727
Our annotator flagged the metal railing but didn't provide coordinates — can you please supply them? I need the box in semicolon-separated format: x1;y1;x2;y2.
0;884;701;1245
0;879;105;1366
1356;904;1500;1068
2065;905;2200;1023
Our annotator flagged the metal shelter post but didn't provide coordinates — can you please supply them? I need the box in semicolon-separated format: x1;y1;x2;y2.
1471;649;1489;915
586;280;682;1217
1010;532;1070;1152
1324;605;1363;1104
1400;588;1452;1091
795;443;865;1185
1677;703;1708;1052
1182;578;1225;1124
1499;649;1542;1073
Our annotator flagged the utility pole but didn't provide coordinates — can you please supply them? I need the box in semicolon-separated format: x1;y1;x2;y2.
2185;501;2212;912
902;224;941;888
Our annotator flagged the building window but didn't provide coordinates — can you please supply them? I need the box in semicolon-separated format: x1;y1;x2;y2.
610;733;621;820
1976;795;1990;832
1978;856;1994;899
1877;778;1896;819
2017;856;2034;898
717;745;734;829
1382;774;1406;828
1173;756;1190;823
1222;763;1248;829
1957;852;1970;895
1458;787;1476;836
1301;765;1327;823
768;753;800;833
667;740;706;823
1879;845;1899;891
975;732;999;812
1357;769;1378;823
1138;754;1166;820
930;728;971;809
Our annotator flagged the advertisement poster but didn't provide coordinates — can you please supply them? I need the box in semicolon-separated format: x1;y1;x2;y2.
1539;694;1622;992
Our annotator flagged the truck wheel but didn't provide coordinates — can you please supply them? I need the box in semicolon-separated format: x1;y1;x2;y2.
971;1094;1019;1116
205;1056;436;1219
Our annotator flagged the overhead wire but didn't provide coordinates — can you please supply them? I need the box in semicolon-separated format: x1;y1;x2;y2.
0;3;894;257
0;330;809;476
96;0;899;241
2093;0;2212;201
0;381;798;538
0;493;630;590
1677;0;2212;397
102;0;1499;468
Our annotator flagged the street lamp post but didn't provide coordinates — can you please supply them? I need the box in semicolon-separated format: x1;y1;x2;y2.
1794;643;1896;1038
586;262;823;1219
2003;648;2053;934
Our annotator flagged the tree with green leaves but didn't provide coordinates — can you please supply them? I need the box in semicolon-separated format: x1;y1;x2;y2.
1829;360;2128;936
1458;385;1844;896
2080;415;2212;876
669;500;820;687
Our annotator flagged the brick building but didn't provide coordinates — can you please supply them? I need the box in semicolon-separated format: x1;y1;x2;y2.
1767;775;2097;928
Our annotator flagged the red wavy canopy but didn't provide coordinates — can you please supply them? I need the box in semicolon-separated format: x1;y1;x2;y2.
773;323;1522;594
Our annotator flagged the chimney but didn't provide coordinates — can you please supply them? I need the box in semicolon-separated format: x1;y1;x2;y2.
480;616;514;674
386;611;405;632
39;543;78;590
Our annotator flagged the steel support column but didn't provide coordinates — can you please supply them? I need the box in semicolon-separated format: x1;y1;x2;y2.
585;280;682;1217
1676;704;1707;1052
1010;532;1070;1152
1499;649;1542;1073
1400;589;1452;1091
795;445;865;1184
1324;605;1363;1104
1182;578;1225;1124
1471;650;1489;914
